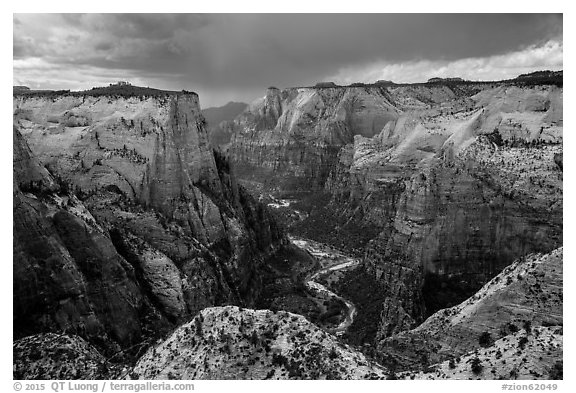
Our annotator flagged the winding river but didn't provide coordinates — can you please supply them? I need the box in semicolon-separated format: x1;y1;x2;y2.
289;235;360;335
267;197;360;335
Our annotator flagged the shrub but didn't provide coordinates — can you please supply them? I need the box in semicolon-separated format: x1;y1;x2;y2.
510;368;519;379
523;320;532;334
518;336;529;350
386;371;398;380
478;331;493;348
328;347;338;360
470;357;483;375
549;361;563;380
249;331;259;346
194;317;203;337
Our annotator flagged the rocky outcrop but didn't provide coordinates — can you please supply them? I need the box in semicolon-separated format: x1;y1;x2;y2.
130;306;387;380
381;248;563;378
13;88;284;359
402;326;563;380
13;125;58;192
13;333;115;380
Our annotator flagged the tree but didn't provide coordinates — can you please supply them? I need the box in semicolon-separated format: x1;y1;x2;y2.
518;336;528;350
194;317;203;337
386;370;398;380
549;361;563;380
249;330;259;346
523;320;532;335
510;368;519;379
478;331;493;348
328;347;339;360
470;357;483;375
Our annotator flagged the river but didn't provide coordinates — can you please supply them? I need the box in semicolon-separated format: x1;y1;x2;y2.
288;235;360;336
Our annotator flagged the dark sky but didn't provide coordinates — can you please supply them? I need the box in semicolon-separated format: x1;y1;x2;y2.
13;14;562;108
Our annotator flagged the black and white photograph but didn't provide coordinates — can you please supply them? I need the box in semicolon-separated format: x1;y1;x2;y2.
7;5;570;389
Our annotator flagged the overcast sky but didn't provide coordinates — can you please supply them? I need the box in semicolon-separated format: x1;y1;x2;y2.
13;14;562;108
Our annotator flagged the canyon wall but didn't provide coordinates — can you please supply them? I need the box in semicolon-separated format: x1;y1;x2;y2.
382;247;563;377
229;86;404;192
227;80;563;345
13;89;284;355
352;85;563;338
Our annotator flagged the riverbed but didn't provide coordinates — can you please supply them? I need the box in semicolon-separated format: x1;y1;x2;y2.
289;235;360;335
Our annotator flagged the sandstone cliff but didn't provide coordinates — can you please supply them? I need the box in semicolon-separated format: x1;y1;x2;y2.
13;88;284;359
403;326;562;380
226;78;562;346
354;85;562;338
385;248;563;379
228;82;497;193
14;125;159;353
229;86;404;192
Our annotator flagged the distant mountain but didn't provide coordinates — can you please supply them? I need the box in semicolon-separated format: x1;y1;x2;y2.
202;101;248;126
375;80;396;86
513;70;563;85
13;83;192;98
314;81;339;88
516;70;563;80
202;102;248;147
427;77;466;83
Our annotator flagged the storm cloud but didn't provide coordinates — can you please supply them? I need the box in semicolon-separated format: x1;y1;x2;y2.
13;14;562;107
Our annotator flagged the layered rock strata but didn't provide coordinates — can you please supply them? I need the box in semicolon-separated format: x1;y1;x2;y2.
13;89;283;356
227;80;563;342
383;248;563;378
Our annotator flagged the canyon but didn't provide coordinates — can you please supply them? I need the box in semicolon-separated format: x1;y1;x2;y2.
13;72;563;380
227;74;563;343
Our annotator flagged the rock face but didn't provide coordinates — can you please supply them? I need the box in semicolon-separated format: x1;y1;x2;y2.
402;326;563;380
229;86;403;192
227;78;563;345
14;125;153;352
383;248;563;379
131;306;387;380
13;333;115;380
354;85;562;338
228;81;490;195
13;89;284;359
14;91;248;243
